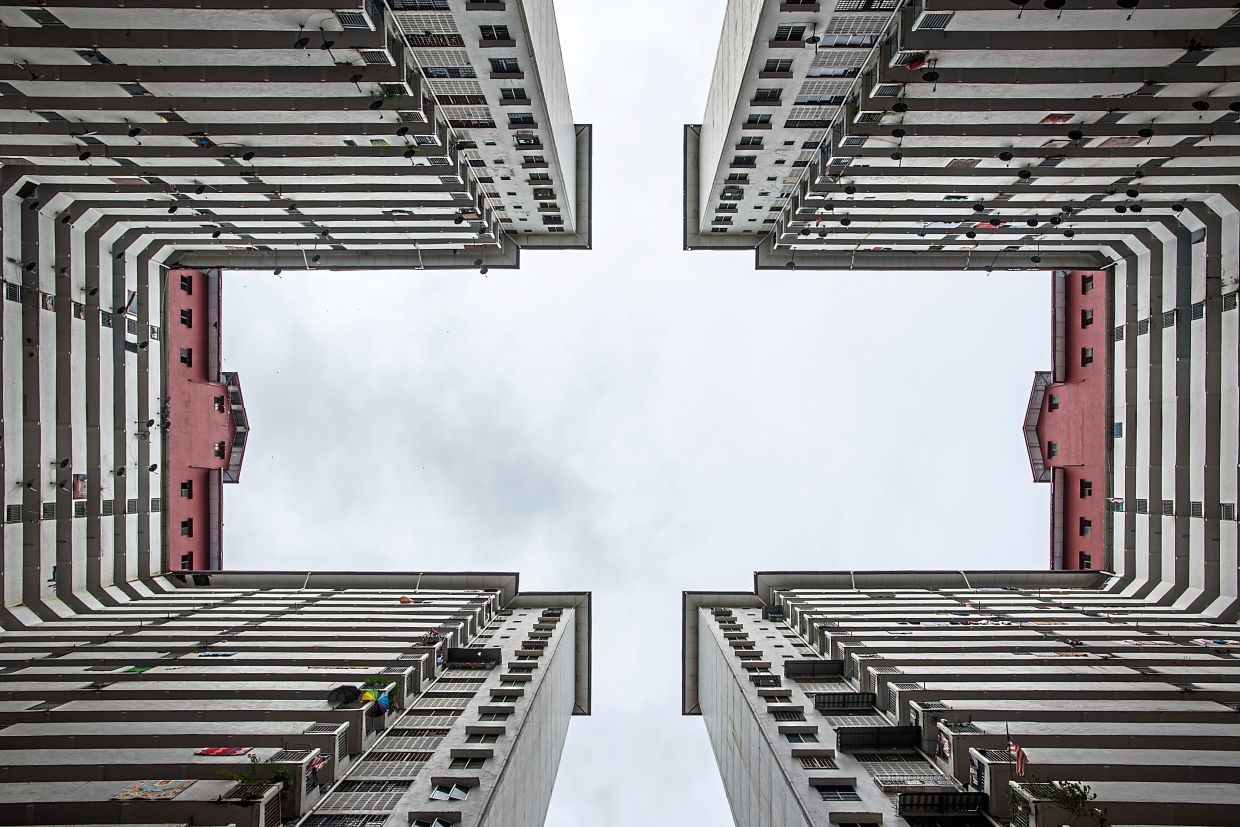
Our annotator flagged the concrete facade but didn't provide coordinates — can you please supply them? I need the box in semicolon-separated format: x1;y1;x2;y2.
685;571;1240;827
164;268;246;572
0;0;591;621
0;570;590;827
1025;269;1110;571
685;0;1240;607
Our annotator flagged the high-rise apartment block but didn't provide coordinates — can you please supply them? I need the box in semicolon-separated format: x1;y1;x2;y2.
685;0;1239;581
2;0;589;586
0;569;589;827
685;571;1240;826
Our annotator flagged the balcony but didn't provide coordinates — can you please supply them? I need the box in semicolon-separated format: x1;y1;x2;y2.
898;790;987;817
445;647;501;669
813;691;876;712
783;658;843;680
835;725;920;752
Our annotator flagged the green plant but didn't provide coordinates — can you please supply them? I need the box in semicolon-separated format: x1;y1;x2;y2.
1008;777;1105;824
218;753;296;800
269;767;295;798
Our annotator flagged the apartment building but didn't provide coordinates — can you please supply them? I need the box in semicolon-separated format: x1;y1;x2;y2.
0;569;590;827
1024;269;1109;572
166;268;248;572
1;0;590;605
685;570;1240;827
684;0;1240;595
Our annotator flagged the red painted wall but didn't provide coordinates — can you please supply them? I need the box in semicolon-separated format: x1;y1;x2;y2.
1036;270;1109;570
165;269;234;571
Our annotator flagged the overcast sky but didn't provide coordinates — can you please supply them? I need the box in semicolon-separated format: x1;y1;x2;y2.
223;2;1051;823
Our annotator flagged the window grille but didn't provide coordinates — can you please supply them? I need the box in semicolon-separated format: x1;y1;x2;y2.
318;781;412;812
1223;503;1238;521
1191;501;1204;517
41;502;55;520
816;785;862;801
1192;301;1205;320
1114;325;1125;341
800;755;837;769
1163;310;1176;328
4;505;20;523
1224;292;1238;311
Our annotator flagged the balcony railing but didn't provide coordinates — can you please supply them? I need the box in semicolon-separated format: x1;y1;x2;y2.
784;659;844;679
814;691;876;711
445;647;501;669
835;725;919;752
897;790;987;816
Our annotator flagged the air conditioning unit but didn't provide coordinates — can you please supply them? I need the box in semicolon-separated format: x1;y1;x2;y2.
337;5;376;31
358;48;395;66
915;11;953;30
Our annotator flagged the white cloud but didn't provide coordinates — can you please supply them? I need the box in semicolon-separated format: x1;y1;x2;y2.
223;2;1052;822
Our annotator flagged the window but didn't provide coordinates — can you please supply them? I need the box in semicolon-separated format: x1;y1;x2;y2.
1112;422;1123;438
500;87;527;100
430;783;470;801
179;308;192;326
1080;480;1093;498
745;113;772;126
413;819;455;827
180;481;193;498
480;24;510;40
179;275;192;294
449;757;487;770
213;442;226;458
1079;518;1092;536
523;155;545;164
466;733;499;744
727;173;749;183
1081;347;1094;366
754;88;782;102
1048;394;1059;411
816;785;862;801
1221;503;1238;521
773;710;805;722
1047;442;1058;458
739;136;763;146
733;155;757;167
1079;553;1093;569
785;732;818;744
800;755;838;769
1082;274;1094;293
180;519;194;537
479;712;510;722
1081;308;1094;327
508;112;535;125
764;58;793;73
489;58;520;74
179;347;192;366
773;25;807;42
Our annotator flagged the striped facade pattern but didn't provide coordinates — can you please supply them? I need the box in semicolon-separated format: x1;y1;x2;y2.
0;570;588;826
685;571;1240;826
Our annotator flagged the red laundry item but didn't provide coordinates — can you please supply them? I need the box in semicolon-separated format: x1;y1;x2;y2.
195;747;252;756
